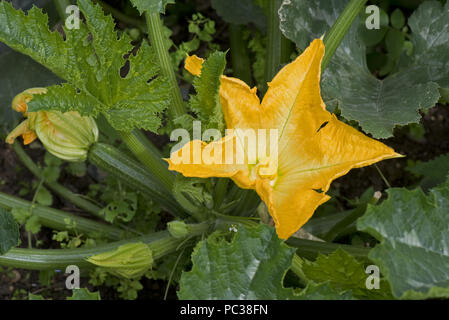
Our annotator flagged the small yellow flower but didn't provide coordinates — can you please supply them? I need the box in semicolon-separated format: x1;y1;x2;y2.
169;40;402;239
184;54;204;76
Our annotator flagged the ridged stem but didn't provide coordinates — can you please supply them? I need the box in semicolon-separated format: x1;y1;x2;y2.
0;222;208;270
145;12;186;121
262;0;283;94
119;131;173;192
0;191;122;240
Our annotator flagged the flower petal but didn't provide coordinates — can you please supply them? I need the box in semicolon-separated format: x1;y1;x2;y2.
220;76;261;129
185;54;204;76
165;136;254;189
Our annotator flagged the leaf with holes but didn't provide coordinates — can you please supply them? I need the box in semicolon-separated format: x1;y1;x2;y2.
0;0;170;132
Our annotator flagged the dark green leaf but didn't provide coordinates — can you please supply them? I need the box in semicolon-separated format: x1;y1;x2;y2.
211;0;266;31
0;208;19;255
406;153;449;190
303;249;393;299
179;224;350;299
279;0;441;138
357;176;449;299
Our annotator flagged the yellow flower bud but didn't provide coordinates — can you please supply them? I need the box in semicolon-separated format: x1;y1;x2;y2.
6;88;99;162
86;242;153;279
11;87;47;116
167;220;189;239
34;111;98;161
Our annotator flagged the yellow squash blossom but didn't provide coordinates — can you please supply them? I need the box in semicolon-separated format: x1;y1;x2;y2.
6;88;99;161
168;39;402;239
184;54;204;76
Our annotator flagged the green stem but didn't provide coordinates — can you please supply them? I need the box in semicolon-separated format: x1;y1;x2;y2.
322;0;368;70
88;143;185;217
286;237;371;260
145;12;186;121
323;205;367;242
12;142;103;219
94;0;146;31
213;178;229;210
262;0;283;94
117;133;200;219
374;164;391;188
0;225;206;270
0;191;122;240
281;36;293;64
229;24;252;86
119;131;173;191
290;254;308;286
53;0;71;22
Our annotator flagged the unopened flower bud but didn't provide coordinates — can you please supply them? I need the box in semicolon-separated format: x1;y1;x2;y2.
6;88;99;162
167;220;189;239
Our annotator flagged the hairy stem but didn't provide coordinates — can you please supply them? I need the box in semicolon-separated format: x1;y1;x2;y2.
145;12;186;121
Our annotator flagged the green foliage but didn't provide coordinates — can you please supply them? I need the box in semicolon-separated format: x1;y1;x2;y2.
0;0;170;132
407;153;449;190
302;249;393;299
357;176;449;299
89;267;143;300
178;225;350;299
129;0;175;14
0;209;19;255
12;207;42;234
172;175;213;209
211;0;266;31
167;13;218;71
247;30;267;89
67;288;101;300
279;0;443;138
189;51;227;133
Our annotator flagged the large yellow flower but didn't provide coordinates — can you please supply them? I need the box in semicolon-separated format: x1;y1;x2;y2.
167;39;402;239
